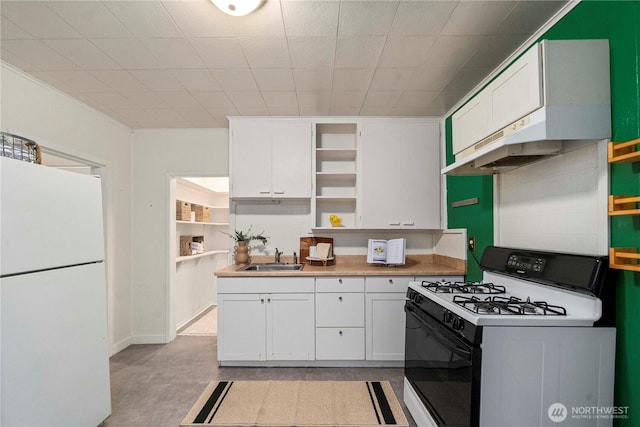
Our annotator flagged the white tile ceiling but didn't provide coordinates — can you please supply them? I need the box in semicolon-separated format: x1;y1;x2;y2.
0;0;567;129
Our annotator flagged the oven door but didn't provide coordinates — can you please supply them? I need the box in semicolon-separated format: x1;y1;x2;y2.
404;302;481;427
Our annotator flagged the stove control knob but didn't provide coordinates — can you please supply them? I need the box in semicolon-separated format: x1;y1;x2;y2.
443;310;454;323
414;294;423;304
452;317;465;331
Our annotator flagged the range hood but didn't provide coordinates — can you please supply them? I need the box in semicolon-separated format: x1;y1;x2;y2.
442;104;611;176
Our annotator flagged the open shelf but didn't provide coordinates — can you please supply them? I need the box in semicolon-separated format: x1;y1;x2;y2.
609;248;640;272
316;148;357;159
608;195;640;216
314;122;358;229
177;221;229;226
315;196;357;202
316;172;357;180
608;139;640;163
176;250;229;263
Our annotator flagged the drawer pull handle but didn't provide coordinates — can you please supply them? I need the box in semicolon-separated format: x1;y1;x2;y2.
338;296;343;301
267;298;271;303
389;279;393;284
260;298;264;303
338;278;342;284
339;331;343;336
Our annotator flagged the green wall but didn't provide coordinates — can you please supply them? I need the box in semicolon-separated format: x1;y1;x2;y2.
445;2;640;423
445;118;493;282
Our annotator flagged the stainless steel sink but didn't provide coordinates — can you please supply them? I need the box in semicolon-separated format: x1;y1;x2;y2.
238;263;304;271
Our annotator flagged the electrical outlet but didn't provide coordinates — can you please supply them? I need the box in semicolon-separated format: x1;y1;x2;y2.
468;237;476;252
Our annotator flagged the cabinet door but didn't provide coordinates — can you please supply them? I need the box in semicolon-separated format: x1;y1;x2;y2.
365;293;406;361
400;121;440;229
360;122;403;228
489;44;542;132
267;293;315;360
360;121;440;229
452;91;490;155
230;121;273;198
217;294;266;361
272;122;312;198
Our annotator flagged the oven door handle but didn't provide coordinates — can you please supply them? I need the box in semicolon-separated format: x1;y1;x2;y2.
406;305;473;360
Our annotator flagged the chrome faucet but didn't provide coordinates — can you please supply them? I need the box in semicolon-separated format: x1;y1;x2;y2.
275;248;282;263
293;252;298;264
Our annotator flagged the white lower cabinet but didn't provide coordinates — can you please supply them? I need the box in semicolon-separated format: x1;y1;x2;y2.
218;293;267;361
217;277;315;362
365;276;411;361
365;293;407;361
315;277;365;360
217;274;463;364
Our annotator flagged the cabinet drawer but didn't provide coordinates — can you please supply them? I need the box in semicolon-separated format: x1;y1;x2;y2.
218;277;315;294
316;293;364;327
315;277;364;293
315;328;365;360
365;276;412;293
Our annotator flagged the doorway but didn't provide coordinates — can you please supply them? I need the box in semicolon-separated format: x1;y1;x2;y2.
170;176;229;339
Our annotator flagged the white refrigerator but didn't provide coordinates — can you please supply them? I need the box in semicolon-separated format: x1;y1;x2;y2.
0;157;111;426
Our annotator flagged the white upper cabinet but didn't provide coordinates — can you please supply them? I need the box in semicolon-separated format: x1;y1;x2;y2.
452;39;610;158
360;120;441;229
230;119;312;199
451;91;490;156
488;46;542;133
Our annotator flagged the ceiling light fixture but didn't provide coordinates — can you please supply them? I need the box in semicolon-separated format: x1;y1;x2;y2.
211;0;263;16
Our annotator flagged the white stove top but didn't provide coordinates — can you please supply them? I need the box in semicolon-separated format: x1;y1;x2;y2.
409;271;602;327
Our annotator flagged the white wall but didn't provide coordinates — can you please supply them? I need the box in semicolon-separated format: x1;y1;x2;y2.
496;141;609;255
131;129;228;344
0;63;133;355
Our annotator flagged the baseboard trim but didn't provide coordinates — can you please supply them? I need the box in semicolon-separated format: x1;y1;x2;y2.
111;336;133;356
131;334;169;345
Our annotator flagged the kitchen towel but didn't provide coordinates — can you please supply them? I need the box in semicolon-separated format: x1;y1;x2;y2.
181;380;409;426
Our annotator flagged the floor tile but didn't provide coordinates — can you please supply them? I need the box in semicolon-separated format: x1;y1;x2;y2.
104;336;417;426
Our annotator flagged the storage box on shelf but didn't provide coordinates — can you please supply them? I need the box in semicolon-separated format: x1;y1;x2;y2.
176;200;191;221
608;138;640;272
179;235;204;257
192;204;211;223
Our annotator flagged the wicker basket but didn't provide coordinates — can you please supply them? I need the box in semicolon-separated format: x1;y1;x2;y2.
180;235;204;256
176;200;192;221
1;132;41;164
192;205;211;223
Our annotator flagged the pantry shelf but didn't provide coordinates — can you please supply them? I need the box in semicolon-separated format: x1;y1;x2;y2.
176;250;229;263
176;220;229;226
608;139;640;163
609;248;640;272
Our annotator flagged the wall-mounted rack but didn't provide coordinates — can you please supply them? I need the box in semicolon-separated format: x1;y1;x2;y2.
608;138;640;272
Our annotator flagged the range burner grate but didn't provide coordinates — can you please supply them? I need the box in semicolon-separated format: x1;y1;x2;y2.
453;295;568;316
421;280;506;294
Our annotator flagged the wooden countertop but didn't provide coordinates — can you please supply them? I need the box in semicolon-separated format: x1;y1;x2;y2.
215;254;465;277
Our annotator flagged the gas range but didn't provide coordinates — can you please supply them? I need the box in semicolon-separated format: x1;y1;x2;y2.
407;245;610;333
408;271;603;331
403;246;616;427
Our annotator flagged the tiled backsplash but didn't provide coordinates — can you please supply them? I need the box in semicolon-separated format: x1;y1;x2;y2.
497;141;608;255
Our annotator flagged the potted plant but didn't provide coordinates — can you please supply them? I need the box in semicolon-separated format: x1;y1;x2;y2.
221;226;268;264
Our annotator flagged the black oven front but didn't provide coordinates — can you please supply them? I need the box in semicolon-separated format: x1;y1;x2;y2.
404;301;482;427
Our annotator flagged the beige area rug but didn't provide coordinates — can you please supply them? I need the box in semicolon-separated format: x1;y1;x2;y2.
179;307;217;336
181;380;409;427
